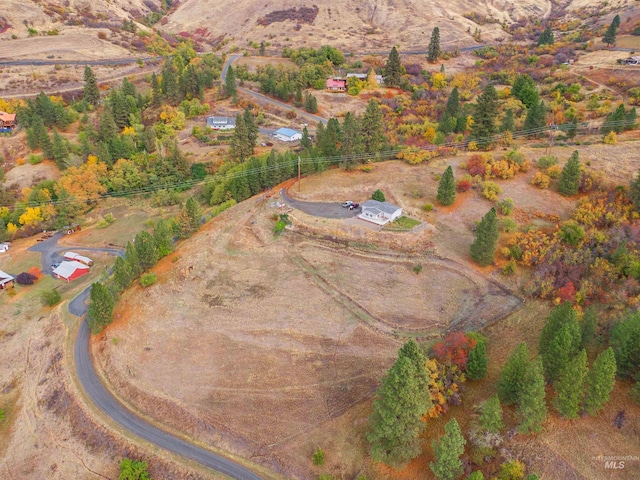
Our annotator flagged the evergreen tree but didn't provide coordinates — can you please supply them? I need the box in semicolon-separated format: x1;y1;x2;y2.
500;109;515;133
361;99;386;153
581;306;597;350
610;311;640;379
516;358;547;434
243;107;258;153
537;26;554;46
539;302;581;383
52;129;69;169
135;231;158;271
340;112;363;168
300;126;312;150
601;104;626;134
497;342;529;405
151;72;163;108
86;282;115;334
112;255;134;292
583;347;617;416
225;65;238;102
259;40;266;56
554;349;588;418
320;118;342;158
99;109;119;142
523;100;547;136
444;87;461;117
603;17;619;46
39;125;54;160
118;458;150;480
372;189;386;202
186;196;203;231
471;84;499;149
153;219;174;258
110;90;130;129
428;27;442;63
367;356;430;468
467;473;485;480
478;394;504;433
470;208;499;266
230;114;249;161
512;74;539;109
294;84;303;107
125;240;142;278
629;169;640;210
304;92;318;113
437;165;456;206
83;66;100;107
384;46;403;87
558;150;581;196
625;106;637;130
122;77;137;98
162;59;180;105
430;418;466;480
398;339;430;394
466;338;488;380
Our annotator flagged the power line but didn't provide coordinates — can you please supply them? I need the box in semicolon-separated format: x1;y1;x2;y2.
1;117;637;210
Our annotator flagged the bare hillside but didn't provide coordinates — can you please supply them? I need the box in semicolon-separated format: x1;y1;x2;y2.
164;0;553;51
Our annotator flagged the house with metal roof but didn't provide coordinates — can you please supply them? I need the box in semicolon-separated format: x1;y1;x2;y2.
359;200;403;226
206;116;236;130
346;72;384;85
53;261;90;282
326;78;347;92
0;269;14;290
63;252;94;266
273;127;302;142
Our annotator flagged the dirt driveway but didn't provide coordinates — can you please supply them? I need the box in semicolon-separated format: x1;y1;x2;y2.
280;188;360;218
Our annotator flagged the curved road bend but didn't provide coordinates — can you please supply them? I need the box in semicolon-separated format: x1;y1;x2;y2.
73;313;264;480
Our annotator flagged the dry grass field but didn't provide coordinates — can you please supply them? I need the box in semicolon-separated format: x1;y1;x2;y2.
92;137;640;479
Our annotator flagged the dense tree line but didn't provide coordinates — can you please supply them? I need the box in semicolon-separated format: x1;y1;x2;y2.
88;199;202;333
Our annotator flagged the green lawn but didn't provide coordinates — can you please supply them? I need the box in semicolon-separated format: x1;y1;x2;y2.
383;216;421;231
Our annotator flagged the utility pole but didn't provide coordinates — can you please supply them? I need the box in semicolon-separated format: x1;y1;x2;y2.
298;155;301;192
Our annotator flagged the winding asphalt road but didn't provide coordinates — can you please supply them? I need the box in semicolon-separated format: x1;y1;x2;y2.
28;231;266;480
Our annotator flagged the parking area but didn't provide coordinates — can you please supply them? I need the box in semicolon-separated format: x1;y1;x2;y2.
280;189;361;219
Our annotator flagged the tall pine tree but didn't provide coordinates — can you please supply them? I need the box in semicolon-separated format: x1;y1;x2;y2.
583;347;617;416
558;150;581;196
361;99;386;154
428;27;442;63
383;46;403;87
517;358;547;434
470;207;499;266
367;356;430;468
430;418;466;480
437;165;456;206
497;342;529;405
87;282;115;334
225;65;238;102
83;66;100;107
51;129;69;169
478;394;504;433
554;349;588;418
471;84;499;149
466;337;488;380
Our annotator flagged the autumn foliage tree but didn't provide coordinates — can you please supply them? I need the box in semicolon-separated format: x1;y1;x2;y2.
433;332;477;369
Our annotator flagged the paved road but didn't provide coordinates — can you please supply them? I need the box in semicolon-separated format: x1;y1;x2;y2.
223;55;328;126
0;56;162;67
73;315;264;480
280;188;360;219
48;233;266;480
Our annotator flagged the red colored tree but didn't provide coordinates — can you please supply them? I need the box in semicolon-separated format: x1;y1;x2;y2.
433;332;477;369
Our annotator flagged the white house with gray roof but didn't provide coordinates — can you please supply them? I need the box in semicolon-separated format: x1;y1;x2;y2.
359;200;402;226
206;116;236;130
